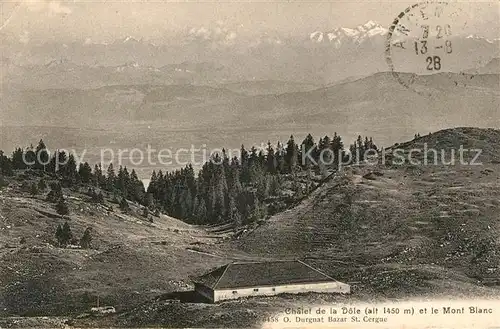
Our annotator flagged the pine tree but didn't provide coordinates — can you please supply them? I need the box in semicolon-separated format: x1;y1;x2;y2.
143;192;155;209
318;135;332;165
37;178;47;191
11;148;26;170
349;143;358;164
148;170;158;194
228;196;242;227
300;134;317;169
255;173;269;200
285;135;298;173
30;182;39;196
128;169;144;203
55;224;64;246
90;189;104;203
56;197;69;215
356;135;364;161
106;163;116;191
62;153;77;183
248;194;263;223
78;162;93;184
116;166;130;196
194;197;207;224
97;191;104;203
119;197;130;212
24;145;36;169
368;137;378;151
93;164;106;188
266;141;277;174
80;227;92;249
180;188;193;219
331;132;345;167
47;182;63;202
0;175;8;188
0;151;14;176
61;221;72;246
269;175;281;197
47;150;67;173
240;145;250;184
228;158;243;195
34;139;49;171
275;141;285;173
248;156;264;186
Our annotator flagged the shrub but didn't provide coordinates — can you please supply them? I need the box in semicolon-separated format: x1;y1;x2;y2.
47;182;63;202
88;188;105;203
21;181;31;192
56;197;70;215
119;198;130;212
0;175;8;188
30;182;39;196
80;227;92;249
37;178;47;191
55;222;73;247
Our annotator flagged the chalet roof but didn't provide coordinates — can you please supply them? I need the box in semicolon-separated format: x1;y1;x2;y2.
193;260;338;289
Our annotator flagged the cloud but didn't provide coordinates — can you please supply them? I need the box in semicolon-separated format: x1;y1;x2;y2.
24;0;72;16
188;21;239;44
48;1;72;15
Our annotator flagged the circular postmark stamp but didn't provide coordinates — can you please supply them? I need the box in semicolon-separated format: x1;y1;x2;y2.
385;1;467;92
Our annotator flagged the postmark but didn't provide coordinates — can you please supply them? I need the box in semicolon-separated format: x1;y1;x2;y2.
385;1;466;93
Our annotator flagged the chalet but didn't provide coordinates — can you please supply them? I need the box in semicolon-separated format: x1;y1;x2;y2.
193;260;350;303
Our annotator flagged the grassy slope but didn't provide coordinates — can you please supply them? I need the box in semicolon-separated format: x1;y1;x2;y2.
235;127;500;295
0;176;246;317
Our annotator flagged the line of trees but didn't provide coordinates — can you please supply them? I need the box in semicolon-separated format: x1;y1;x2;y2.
0;133;378;226
55;222;92;248
145;133;376;225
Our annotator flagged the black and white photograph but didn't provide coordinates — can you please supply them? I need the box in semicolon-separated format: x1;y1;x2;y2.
0;0;499;327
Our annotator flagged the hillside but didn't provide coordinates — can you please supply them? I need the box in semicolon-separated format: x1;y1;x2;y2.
235;127;500;293
464;58;500;75
0;172;248;318
0;128;499;328
233;73;500;132
2;73;498;138
0;84;243;128
220;80;320;96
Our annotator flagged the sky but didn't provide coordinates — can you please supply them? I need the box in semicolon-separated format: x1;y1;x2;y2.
1;0;498;44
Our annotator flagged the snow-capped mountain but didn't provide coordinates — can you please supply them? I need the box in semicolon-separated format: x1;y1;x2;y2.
115;61;141;72
2;19;499;89
185;24;239;46
466;34;495;44
114;36;144;45
310;20;388;47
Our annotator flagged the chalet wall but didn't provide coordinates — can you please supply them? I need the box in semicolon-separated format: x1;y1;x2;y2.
213;281;350;302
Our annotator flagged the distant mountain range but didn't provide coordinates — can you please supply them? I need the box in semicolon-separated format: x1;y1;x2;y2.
464;57;500;74
2;21;499;87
